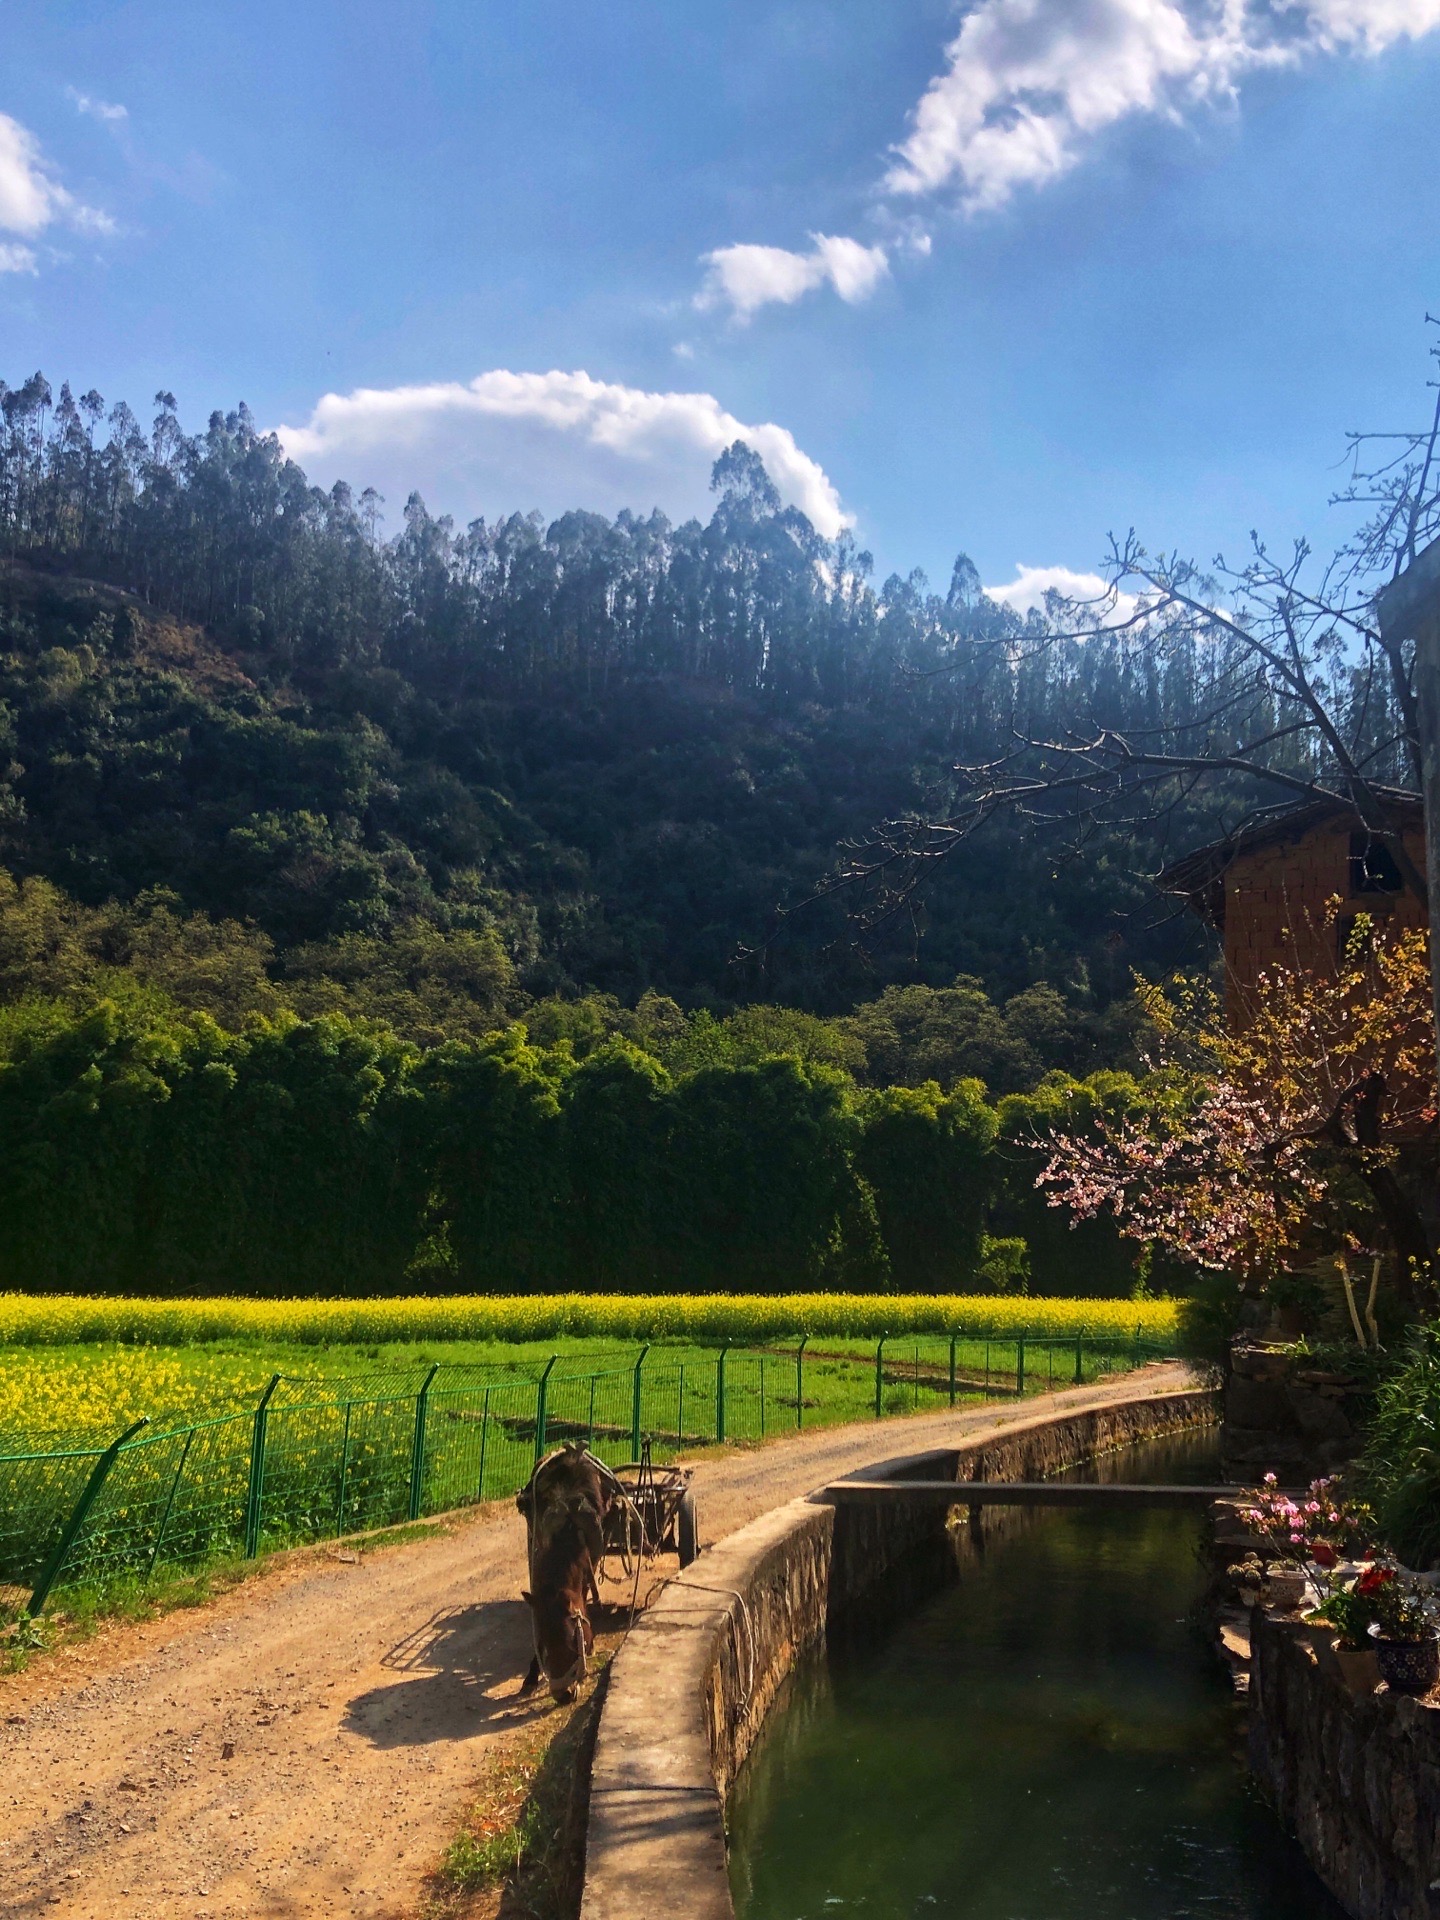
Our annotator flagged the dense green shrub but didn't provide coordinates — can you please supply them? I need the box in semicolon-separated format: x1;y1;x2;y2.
425;1028;572;1292
990;1072;1152;1298
662;1057;884;1292
1354;1328;1440;1568
856;1079;995;1289
0;984;1166;1299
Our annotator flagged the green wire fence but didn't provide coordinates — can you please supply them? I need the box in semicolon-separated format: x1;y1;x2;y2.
2;1331;1167;1615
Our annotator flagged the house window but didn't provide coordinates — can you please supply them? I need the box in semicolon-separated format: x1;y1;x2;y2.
1348;831;1404;895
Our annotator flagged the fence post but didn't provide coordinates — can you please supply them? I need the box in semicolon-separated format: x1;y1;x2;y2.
476;1385;492;1500
532;1355;558;1469
410;1363;440;1520
716;1343;730;1444
874;1335;887;1419
631;1344;650;1459
337;1402;353;1534
146;1425;196;1580
29;1417;148;1616
949;1334;957;1407
244;1375;281;1558
1015;1336;1026;1400
1074;1335;1084;1386
795;1336;808;1430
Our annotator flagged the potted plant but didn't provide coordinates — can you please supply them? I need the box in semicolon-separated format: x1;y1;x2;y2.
1317;1577;1382;1695
1235;1474;1377;1610
1363;1565;1439;1695
1226;1552;1266;1608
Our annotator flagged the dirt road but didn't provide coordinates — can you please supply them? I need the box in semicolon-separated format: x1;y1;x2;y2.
0;1364;1192;1920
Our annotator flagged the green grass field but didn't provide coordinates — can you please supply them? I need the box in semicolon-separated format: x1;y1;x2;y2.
0;1326;1156;1442
1;1295;1177;1621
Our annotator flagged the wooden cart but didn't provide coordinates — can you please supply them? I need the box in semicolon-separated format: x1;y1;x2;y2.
602;1441;699;1569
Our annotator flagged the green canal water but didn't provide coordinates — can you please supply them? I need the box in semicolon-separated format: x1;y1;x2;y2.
727;1434;1345;1920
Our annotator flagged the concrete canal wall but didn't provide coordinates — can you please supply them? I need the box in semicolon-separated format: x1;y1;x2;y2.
579;1385;1217;1920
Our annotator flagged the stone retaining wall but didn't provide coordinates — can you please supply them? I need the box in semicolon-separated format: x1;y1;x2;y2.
580;1386;1216;1920
1223;1341;1372;1479
1250;1610;1440;1918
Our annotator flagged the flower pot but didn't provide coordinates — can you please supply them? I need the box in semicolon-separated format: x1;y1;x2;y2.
1369;1630;1440;1696
1265;1567;1309;1610
1331;1640;1381;1697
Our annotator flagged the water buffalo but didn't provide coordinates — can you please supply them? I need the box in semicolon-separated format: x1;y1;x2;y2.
515;1443;612;1702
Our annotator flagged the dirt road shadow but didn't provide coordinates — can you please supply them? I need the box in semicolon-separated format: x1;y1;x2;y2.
343;1599;541;1747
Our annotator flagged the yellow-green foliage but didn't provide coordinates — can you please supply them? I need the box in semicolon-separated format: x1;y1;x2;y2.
0;1291;1177;1349
0;1345;313;1441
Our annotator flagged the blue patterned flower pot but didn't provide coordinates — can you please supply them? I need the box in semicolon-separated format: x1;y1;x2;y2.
1370;1631;1439;1695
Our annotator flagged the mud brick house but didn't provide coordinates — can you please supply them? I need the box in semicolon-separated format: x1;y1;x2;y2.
1161;792;1427;1001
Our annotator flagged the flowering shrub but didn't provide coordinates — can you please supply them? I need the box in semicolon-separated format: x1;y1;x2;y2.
1359;1563;1434;1642
1035;915;1438;1310
1319;1576;1383;1650
1237;1472;1372;1568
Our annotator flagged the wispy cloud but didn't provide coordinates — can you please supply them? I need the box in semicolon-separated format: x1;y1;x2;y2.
67;88;128;127
697;234;889;322
0;110;116;265
700;0;1440;314
276;369;851;538
887;0;1440;211
985;562;1140;621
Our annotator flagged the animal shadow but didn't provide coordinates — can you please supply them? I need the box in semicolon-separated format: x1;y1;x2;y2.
343;1599;541;1747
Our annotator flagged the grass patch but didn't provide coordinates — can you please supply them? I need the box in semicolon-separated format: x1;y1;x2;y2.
429;1673;606;1920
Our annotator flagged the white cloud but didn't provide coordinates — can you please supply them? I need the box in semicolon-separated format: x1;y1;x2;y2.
276;368;851;538
0;241;37;275
1293;0;1440;50
885;0;1440;212
698;0;1440;313
67;88;128;126
985;563;1141;621
0;111;115;252
696;233;889;321
0;116;61;235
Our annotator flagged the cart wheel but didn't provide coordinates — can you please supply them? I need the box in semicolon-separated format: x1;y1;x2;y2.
677;1490;699;1567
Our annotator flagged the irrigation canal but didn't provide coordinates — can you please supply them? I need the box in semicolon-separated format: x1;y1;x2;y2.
728;1431;1346;1920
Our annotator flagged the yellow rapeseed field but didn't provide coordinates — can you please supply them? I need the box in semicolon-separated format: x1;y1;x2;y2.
0;1345;321;1442
0;1291;1177;1349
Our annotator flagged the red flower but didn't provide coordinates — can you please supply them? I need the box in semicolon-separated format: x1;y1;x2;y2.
1357;1566;1394;1595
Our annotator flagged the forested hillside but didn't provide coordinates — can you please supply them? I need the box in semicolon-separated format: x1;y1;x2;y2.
0;372;1238;1019
0;372;1282;1299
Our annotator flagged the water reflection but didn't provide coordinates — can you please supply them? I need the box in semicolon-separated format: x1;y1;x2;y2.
728;1434;1345;1920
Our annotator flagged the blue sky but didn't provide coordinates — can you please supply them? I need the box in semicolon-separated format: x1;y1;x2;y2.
4;1;1440;605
